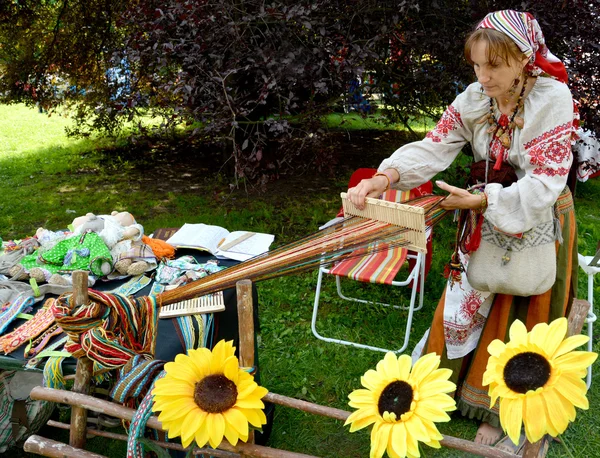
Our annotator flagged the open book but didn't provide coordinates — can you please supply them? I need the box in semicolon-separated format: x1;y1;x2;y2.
165;223;275;262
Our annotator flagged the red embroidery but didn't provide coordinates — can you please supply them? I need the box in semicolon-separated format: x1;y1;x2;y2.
426;105;463;143
459;290;484;320
525;123;573;176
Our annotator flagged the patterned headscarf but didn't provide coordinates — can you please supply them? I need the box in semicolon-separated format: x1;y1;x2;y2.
477;10;568;83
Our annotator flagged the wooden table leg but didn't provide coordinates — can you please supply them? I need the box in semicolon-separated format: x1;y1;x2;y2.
68;270;94;449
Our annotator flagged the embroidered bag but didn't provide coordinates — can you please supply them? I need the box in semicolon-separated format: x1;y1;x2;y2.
460;158;557;296
466;218;556;296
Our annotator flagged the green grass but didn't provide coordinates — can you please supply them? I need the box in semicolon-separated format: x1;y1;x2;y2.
323;111;436;133
2;102;600;457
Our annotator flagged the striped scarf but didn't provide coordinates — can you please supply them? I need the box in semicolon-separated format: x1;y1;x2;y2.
477;10;568;83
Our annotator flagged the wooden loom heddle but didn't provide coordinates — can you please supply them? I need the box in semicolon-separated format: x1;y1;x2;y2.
155;193;449;315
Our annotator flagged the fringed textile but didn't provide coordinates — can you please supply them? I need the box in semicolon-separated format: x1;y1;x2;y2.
43;355;68;390
51;290;158;373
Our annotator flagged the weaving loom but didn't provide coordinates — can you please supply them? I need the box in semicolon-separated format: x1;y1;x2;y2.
155;193;449;315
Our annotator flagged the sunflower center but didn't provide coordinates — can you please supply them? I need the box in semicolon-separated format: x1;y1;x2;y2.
377;380;413;418
194;374;238;413
503;351;551;394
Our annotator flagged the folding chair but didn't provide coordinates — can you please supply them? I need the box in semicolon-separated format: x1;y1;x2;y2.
578;241;600;388
311;168;433;354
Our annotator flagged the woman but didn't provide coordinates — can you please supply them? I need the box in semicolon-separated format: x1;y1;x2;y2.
347;10;578;447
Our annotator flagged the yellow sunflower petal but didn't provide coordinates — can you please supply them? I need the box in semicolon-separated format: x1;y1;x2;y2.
223;420;240;446
378;352;400;379
499;397;523;446
523;392;547;443
370;421;392;458
555;351;598;373
554;373;589;409
404;414;430;442
542;388;571;436
345;405;379;426
410;353;440;384
153;399;196;421
552;334;589;358
163;360;200;382
173;353;204;379
152;382;194;397
414;402;451;423
362;369;385;391
416;379;456;398
250;385;269;400
236;379;258;399
223;355;240;384
528;321;549;348
348;388;377;406
238;407;267;428
347;412;379;432
194;420;210;448
210;340;236;373
419;417;444;440
543;317;568;357
487;339;506;357
180;409;207;448
405;422;421;458
166;418;184;439
188;347;213;378
397;354;412;380
223;407;250;437
390;421;407;458
509;320;528;346
207;412;226;448
235;397;265;409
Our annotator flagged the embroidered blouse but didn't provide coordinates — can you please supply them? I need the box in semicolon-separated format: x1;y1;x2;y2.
380;77;574;234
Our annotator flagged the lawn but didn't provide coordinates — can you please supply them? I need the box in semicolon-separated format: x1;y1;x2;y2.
1;103;599;457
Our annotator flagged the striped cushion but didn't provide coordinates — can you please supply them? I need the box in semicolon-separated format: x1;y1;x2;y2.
329;189;412;284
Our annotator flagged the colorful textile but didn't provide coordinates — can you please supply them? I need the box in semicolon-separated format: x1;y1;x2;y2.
20;231;112;277
110;355;166;405
0;298;54;355
422;190;577;426
126;371;165;458
0;293;34;335
477;10;568;83
154;256;224;285
109;275;152;296
51;290;158;373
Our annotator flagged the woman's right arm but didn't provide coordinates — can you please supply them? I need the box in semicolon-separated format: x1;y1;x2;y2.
347;99;471;209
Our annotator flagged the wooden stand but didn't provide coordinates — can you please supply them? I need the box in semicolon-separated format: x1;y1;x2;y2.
23;277;592;458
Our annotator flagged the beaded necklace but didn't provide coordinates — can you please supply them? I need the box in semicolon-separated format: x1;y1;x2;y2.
479;73;528;149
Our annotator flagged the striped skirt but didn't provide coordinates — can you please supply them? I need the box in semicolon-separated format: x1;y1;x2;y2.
424;187;578;427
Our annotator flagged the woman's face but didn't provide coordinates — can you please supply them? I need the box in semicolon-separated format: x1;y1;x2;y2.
471;40;526;100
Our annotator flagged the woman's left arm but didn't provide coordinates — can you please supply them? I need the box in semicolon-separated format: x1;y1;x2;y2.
484;82;574;234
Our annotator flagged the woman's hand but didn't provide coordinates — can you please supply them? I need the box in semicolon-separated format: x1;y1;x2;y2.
436;180;483;210
346;175;389;210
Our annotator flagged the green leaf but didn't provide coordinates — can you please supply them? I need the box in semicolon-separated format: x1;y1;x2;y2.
137;437;171;458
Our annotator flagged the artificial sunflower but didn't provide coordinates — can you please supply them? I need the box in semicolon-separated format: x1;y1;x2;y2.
345;352;456;458
483;318;597;445
152;339;268;449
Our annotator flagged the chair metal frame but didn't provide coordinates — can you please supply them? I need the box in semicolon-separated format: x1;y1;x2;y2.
311;249;425;354
579;244;600;388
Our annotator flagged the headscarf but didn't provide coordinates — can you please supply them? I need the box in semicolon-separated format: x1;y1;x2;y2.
477;10;568;84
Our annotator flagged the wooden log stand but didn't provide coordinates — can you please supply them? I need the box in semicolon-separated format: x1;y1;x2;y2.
23;271;591;458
